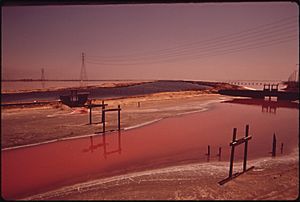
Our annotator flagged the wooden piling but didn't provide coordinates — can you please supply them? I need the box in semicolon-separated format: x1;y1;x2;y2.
206;145;210;156
89;100;92;125
101;100;105;123
219;125;254;185
218;147;222;157
229;128;237;178
217;147;222;161
118;105;121;131
243;124;249;172
102;110;106;133
272;133;276;157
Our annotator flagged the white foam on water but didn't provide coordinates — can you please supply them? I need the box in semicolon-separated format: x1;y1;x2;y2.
124;118;164;130
1;133;100;151
176;108;208;116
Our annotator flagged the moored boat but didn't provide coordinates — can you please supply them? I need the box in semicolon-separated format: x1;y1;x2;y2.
59;90;89;107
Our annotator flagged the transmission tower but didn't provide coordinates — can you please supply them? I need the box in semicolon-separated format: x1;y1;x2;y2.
80;52;88;85
41;68;45;88
41;68;45;81
288;69;299;82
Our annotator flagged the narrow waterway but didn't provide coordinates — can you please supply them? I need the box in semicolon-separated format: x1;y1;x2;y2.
2;99;298;199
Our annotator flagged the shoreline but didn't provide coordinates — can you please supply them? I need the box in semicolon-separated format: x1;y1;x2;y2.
23;148;299;200
1;80;154;94
1;80;243;104
2;97;298;200
2;84;298;200
2;94;298;200
1;91;226;149
2;94;226;151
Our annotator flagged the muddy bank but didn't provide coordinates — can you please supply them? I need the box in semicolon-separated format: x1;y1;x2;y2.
24;150;299;200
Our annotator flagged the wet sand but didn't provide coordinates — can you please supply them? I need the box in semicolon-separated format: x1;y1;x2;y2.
24;150;299;200
2;96;298;200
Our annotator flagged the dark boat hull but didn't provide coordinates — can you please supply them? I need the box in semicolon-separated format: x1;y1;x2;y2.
59;93;89;107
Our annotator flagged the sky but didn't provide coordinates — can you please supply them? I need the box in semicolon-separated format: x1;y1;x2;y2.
2;2;299;81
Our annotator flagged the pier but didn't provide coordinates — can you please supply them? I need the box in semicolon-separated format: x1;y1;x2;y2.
218;83;299;101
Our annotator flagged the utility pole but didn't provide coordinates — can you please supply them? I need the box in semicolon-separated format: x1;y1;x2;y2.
80;52;88;86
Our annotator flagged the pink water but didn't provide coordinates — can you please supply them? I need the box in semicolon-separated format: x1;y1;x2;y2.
2;100;298;199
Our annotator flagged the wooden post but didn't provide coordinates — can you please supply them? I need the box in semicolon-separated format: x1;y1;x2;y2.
102;110;106;133
101;100;105;123
89;100;92;125
272;133;276;157
118;105;121;131
243;124;249;172
281;143;283;154
219;126;254;185
229;128;237;178
218;147;222;157
206;145;210;156
218;147;222;161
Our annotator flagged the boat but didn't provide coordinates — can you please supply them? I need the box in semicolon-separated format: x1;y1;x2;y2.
59;90;89;107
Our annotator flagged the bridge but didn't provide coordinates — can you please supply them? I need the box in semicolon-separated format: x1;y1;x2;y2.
221;80;282;87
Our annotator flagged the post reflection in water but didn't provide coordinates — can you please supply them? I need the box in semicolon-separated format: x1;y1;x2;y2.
222;98;299;114
82;131;122;159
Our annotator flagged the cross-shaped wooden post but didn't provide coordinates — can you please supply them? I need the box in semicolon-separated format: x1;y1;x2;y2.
219;124;254;185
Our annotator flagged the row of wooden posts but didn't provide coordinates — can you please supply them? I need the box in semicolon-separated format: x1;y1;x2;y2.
271;133;284;157
86;100;121;133
84;101;284;185
204;133;283;160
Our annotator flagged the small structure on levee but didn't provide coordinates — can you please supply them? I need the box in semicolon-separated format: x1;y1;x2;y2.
60;90;89;107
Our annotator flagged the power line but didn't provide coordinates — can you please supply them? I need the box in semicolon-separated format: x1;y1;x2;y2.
86;28;297;65
87;15;297;60
86;36;296;66
86;26;297;64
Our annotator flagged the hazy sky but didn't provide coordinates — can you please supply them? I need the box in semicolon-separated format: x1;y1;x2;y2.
2;2;299;81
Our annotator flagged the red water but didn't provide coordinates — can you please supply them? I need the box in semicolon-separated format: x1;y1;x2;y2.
2;100;298;199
